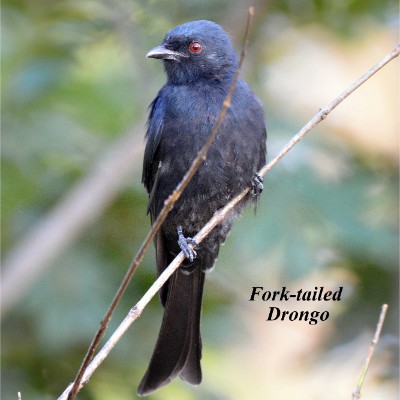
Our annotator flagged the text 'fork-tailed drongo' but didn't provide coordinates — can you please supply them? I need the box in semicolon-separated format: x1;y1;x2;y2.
138;20;267;396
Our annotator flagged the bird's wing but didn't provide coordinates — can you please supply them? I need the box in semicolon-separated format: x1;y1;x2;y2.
142;90;171;302
142;91;165;197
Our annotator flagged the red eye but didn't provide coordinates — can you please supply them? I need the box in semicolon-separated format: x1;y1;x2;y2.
189;41;202;53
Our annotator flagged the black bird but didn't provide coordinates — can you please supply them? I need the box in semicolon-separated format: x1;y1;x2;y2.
138;20;266;396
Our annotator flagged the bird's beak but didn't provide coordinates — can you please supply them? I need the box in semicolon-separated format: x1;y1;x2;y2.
146;45;185;61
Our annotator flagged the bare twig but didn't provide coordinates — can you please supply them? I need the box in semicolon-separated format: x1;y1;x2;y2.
58;43;399;400
65;8;255;400
352;304;389;400
258;43;400;178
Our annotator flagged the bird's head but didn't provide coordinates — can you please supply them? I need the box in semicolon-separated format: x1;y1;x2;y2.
147;20;238;85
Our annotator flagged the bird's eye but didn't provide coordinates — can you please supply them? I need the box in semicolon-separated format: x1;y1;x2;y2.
189;41;202;53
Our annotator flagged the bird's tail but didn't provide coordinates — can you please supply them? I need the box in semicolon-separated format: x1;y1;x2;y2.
137;266;205;397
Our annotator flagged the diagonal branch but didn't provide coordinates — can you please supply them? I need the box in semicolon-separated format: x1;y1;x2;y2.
58;42;399;400
66;8;255;400
352;304;389;400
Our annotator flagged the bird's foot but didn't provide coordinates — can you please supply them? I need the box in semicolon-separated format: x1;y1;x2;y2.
177;226;197;262
251;173;264;197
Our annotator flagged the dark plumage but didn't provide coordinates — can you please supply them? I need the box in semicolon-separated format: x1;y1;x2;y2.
138;20;267;396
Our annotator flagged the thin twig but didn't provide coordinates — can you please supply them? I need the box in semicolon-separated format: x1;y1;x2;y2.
58;43;399;400
352;304;389;400
66;8;255;400
259;43;400;178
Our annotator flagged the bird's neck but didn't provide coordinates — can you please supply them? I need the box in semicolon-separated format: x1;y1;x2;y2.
164;62;236;86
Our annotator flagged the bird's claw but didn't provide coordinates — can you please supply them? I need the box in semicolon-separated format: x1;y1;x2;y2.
251;173;264;197
177;226;197;262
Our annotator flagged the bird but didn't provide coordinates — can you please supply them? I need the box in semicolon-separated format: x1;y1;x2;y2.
138;20;267;396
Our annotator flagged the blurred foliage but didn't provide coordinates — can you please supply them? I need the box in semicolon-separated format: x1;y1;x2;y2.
1;0;398;399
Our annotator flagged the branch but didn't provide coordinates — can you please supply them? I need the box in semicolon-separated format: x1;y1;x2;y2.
65;8;255;400
1;129;144;318
352;304;389;400
258;43;400;178
58;43;399;400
